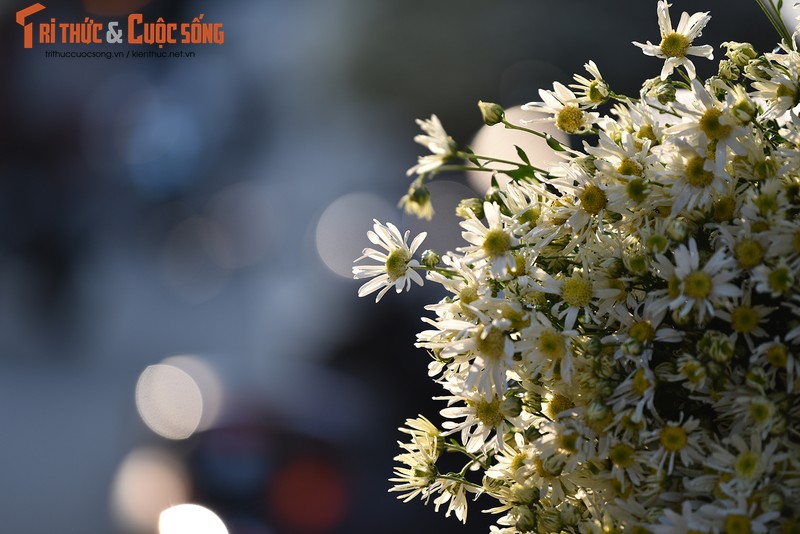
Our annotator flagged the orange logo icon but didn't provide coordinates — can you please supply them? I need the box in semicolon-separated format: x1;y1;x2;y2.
16;3;45;49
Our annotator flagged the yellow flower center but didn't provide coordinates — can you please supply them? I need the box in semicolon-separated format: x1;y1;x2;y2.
749;399;773;424
385;249;410;281
683;271;713;300
776;83;797;100
626;178;648;203
476;326;506;361
756;193;780;215
558;431;579;453
473;397;504;427
609;443;635;468
712;196;736;222
556;105;585;133
724;514;752;534
483;228;511;258
699;108;733;140
632;368;651;396
588;80;607;103
660;32;690;58
561;275;593;307
545;393;574;419
766;344;788;368
659;425;688;452
734;451;760;479
734;239;764;269
459;285;479;317
769;267;794;294
537;329;566;359
680;359;706;383
630;320;655;344
617;158;643;177
731;305;759;334
636;124;657;142
685;155;714;187
580;184;607;215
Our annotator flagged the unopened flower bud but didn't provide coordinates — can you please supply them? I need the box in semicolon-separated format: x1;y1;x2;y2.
399;184;434;220
539;507;562;533
622;337;644;356
759;491;783;513
722;41;757;67
656;83;676;105
501;395;523;418
585;336;603;356
698;330;734;363
718;59;740;81
456;198;484;219
560;504;580;526
514;505;537;533
666;218;689;242
421;249;440;268
478;100;505;126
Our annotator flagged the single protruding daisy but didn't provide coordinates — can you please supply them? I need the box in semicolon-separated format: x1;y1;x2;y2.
353;220;426;302
569;60;610;108
522;82;599;134
407;115;458;177
633;0;713;80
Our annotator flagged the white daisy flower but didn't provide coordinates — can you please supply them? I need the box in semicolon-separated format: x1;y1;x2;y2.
353;220;426;302
458;202;519;277
406;114;457;176
633;0;713;80
438;387;518;453
569;60;610;108
521;81;599;134
645;416;705;475
652;238;740;324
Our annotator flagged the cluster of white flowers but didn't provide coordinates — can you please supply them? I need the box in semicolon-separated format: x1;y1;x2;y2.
354;1;800;532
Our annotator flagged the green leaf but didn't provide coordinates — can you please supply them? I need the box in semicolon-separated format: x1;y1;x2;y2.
463;146;482;167
514;145;531;165
504;165;536;182
545;134;565;152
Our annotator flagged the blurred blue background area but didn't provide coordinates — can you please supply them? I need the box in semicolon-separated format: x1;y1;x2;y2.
0;0;781;532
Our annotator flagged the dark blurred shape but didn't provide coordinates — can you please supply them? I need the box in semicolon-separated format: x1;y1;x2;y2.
268;456;349;533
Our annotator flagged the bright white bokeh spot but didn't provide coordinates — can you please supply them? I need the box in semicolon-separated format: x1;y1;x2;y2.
161;355;224;432
136;364;203;440
110;447;190;533
316;192;396;278
159;504;229;534
467;105;569;192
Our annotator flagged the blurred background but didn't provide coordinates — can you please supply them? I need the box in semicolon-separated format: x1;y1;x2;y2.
0;0;786;532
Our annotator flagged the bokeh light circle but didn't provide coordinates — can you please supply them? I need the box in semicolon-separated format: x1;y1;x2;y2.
135;364;203;440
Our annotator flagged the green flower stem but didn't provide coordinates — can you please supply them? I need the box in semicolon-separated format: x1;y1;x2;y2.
649;103;681;118
457;151;548;172
435;473;484;490
755;0;793;46
502;119;549;139
412;265;463;278
444;440;490;469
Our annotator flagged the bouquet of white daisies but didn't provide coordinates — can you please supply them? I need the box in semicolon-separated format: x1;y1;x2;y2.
353;1;800;532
